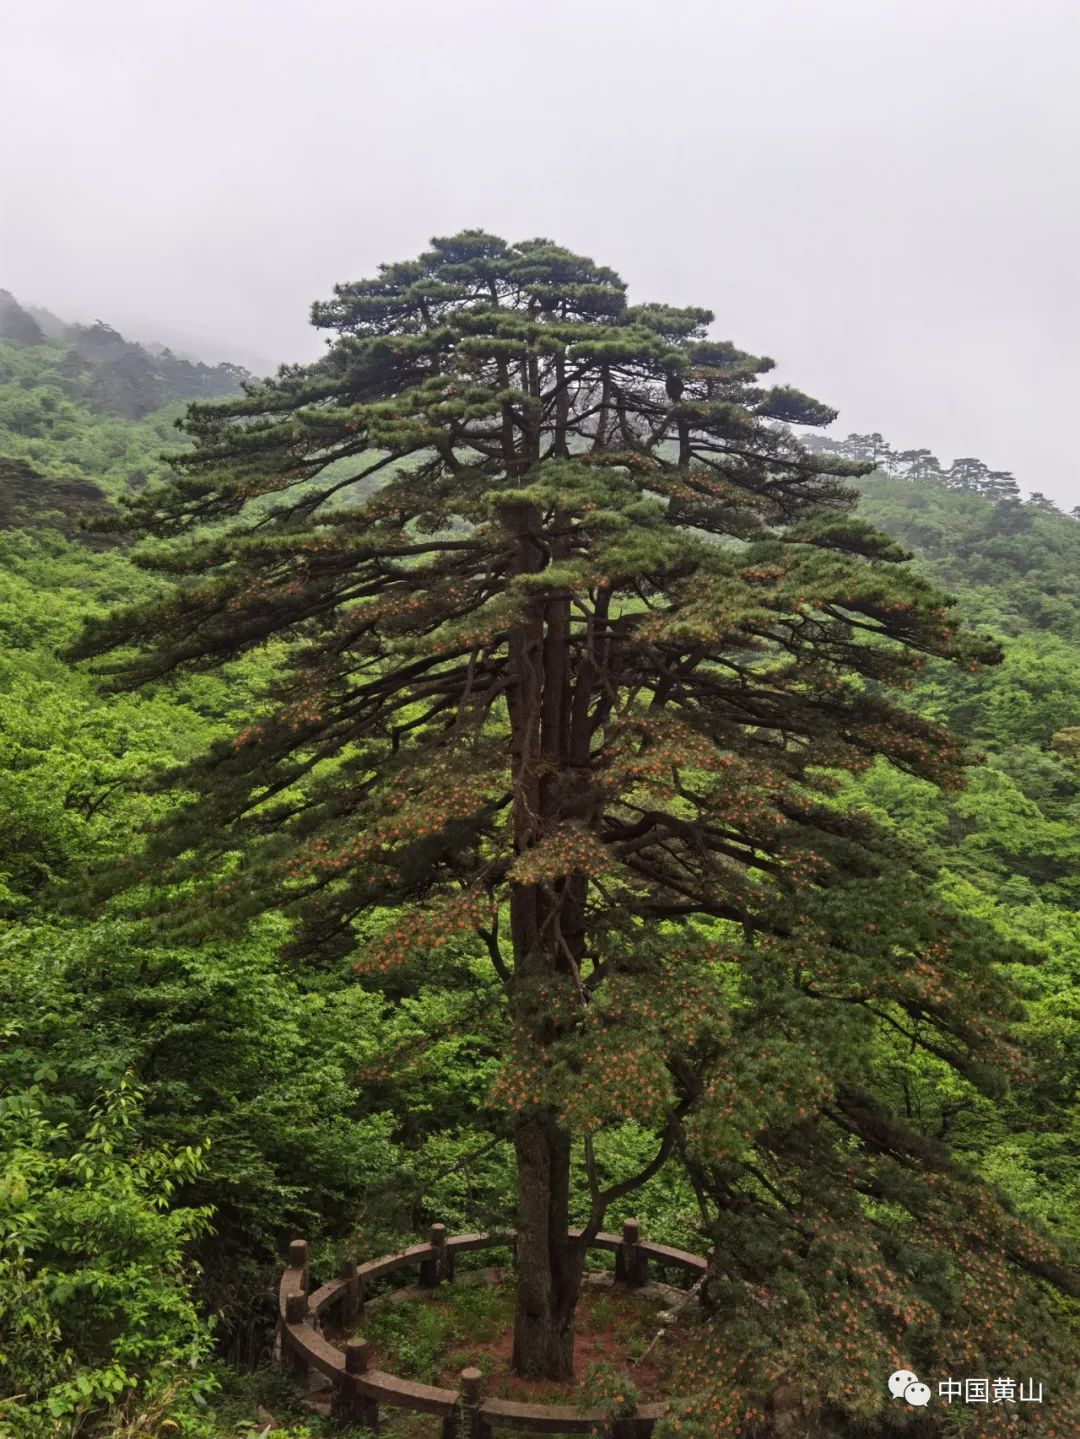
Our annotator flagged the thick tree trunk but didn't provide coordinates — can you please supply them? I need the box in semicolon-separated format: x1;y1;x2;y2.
501;492;595;1380
511;1114;582;1379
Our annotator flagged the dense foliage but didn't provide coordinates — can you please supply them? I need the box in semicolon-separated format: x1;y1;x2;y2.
0;264;1077;1436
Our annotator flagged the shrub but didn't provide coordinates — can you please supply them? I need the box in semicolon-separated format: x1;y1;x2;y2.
0;1072;216;1438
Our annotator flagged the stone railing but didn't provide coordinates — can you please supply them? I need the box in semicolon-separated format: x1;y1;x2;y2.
278;1220;706;1436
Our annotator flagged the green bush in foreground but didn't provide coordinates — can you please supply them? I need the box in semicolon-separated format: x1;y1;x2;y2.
0;1071;215;1438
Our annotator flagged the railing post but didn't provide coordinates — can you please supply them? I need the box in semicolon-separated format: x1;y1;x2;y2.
456;1366;492;1439
611;1419;651;1439
615;1218;649;1287
332;1338;380;1430
288;1238;310;1301
339;1257;361;1323
435;1222;455;1283
283;1289;309;1382
420;1221;454;1287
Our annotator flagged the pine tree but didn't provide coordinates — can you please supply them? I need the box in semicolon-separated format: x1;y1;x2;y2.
906;449;943;482
983;468;1021;503
839;432;892;471
1027;490;1061;513
72;233;1078;1404
946;456;990;493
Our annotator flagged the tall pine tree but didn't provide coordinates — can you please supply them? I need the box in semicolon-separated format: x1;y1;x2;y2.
73;233;1078;1405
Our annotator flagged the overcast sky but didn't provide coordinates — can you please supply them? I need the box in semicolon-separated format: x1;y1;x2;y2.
2;0;1078;502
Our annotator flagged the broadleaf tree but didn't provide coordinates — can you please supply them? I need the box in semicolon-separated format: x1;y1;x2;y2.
73;233;1079;1410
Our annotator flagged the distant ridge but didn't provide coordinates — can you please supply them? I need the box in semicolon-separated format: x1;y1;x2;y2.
0;290;45;345
805;428;1074;516
0;290;252;420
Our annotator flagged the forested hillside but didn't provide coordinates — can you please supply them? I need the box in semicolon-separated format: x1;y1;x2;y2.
0;263;1077;1439
852;474;1080;1225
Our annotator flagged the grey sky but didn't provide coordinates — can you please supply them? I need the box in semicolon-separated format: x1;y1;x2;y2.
3;0;1078;503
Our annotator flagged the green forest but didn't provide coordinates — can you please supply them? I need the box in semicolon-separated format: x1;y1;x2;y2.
0;238;1077;1439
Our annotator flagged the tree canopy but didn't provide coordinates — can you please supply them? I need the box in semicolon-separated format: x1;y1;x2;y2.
53;232;1080;1429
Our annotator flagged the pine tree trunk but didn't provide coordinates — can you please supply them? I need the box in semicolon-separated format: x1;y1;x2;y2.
501;495;591;1380
511;1113;582;1380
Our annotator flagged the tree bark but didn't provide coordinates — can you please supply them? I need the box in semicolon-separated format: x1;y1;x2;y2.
502;495;592;1379
511;1114;582;1379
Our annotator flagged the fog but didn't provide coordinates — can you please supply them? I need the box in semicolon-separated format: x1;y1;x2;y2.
2;0;1078;502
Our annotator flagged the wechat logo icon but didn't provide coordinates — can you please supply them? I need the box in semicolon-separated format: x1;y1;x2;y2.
889;1370;932;1407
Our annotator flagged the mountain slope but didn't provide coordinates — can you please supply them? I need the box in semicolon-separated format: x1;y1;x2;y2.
0;300;251;507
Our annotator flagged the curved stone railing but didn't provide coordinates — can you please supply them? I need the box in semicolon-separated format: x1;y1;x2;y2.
278;1219;706;1436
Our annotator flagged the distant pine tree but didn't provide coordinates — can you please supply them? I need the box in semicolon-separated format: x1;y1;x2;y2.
982;468;1021;502
1027;490;1061;513
945;456;990;493
810;436;1036;511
